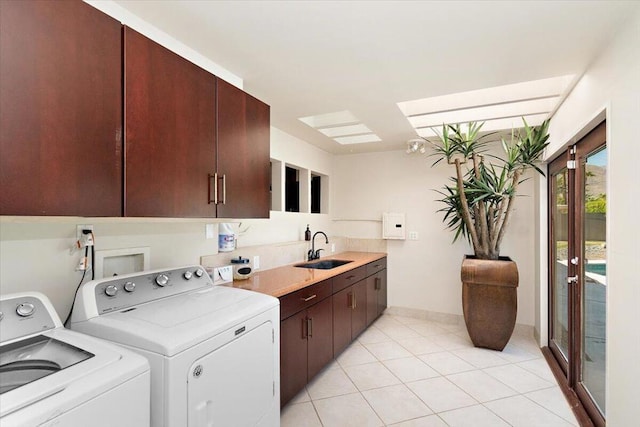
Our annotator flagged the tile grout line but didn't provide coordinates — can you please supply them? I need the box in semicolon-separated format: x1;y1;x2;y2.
284;314;577;427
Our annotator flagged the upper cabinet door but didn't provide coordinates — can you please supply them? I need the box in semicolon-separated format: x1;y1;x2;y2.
124;27;216;217
216;79;270;219
0;1;122;216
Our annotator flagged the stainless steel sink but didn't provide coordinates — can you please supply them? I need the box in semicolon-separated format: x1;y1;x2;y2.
295;259;353;270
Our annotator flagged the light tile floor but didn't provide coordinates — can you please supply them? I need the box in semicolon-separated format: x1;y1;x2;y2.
281;314;578;427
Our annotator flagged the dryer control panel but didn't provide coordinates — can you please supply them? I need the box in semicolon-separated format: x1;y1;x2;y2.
93;266;212;315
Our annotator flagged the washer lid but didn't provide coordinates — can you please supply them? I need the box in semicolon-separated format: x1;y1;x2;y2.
73;286;279;356
0;328;147;419
0;335;93;395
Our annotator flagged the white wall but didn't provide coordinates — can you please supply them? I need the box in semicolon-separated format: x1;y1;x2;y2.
332;148;539;327
541;9;640;425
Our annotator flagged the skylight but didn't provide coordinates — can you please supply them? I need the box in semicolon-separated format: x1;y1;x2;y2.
398;75;574;137
299;110;381;145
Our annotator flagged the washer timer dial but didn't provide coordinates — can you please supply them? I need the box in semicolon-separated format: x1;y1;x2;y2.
16;302;35;317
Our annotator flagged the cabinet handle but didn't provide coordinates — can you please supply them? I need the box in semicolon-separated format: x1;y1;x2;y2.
307;317;313;338
345;275;355;281
208;173;217;204
221;174;226;205
349;292;355;309
301;294;317;302
301;317;308;339
375;277;381;290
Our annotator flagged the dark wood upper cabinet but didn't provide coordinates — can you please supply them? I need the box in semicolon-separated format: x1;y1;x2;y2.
0;0;122;216
216;79;270;218
123;27;217;217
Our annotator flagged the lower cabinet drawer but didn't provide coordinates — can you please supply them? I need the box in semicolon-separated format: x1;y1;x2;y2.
279;278;332;320
366;257;387;277
332;266;366;293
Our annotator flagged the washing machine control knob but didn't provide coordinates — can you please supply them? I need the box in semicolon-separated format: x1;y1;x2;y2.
16;302;35;317
155;274;169;287
105;285;118;297
183;271;193;280
194;268;204;278
123;281;136;292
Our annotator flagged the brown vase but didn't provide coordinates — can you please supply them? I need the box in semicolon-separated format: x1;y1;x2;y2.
461;256;518;351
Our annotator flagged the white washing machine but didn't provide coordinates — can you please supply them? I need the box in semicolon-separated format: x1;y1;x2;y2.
70;265;280;427
0;292;150;427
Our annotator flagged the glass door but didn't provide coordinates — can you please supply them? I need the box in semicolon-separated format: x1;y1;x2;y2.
548;121;606;426
575;127;607;421
548;156;572;374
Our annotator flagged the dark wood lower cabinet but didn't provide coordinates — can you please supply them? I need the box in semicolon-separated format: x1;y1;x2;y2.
332;287;353;357
366;269;387;325
280;311;308;406
333;278;372;358
306;297;334;380
280;295;332;406
280;258;387;406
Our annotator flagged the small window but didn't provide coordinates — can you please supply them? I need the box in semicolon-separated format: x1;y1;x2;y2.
311;174;321;214
285;166;300;212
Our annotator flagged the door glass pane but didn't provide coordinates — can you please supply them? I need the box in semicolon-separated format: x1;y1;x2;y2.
552;168;569;359
582;147;607;415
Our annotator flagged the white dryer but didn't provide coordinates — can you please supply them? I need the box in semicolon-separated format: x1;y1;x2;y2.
70;265;280;427
0;292;150;427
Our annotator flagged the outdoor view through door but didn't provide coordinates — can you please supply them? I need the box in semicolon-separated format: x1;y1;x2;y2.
548;121;606;426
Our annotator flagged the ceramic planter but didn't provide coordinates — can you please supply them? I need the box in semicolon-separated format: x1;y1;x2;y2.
461;256;518;351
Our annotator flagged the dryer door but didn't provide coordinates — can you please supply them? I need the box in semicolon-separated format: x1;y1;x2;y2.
188;321;275;427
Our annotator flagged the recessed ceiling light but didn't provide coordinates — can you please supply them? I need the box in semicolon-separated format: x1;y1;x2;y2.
334;134;382;145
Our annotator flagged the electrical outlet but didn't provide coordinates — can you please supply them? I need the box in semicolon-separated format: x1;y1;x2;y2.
76;224;93;241
409;231;419;240
253;255;260;270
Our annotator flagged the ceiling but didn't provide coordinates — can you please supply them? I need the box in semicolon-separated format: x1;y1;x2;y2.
114;0;639;154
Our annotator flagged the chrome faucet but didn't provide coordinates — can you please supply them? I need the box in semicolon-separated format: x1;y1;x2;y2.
307;231;329;261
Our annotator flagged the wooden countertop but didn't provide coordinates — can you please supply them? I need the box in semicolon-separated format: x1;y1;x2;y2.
230;251;387;298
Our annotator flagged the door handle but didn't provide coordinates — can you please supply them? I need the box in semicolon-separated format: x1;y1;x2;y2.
375;277;381;290
567;275;578;285
307;317;313;338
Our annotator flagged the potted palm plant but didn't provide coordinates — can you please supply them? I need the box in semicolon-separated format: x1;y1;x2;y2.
427;119;550;350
